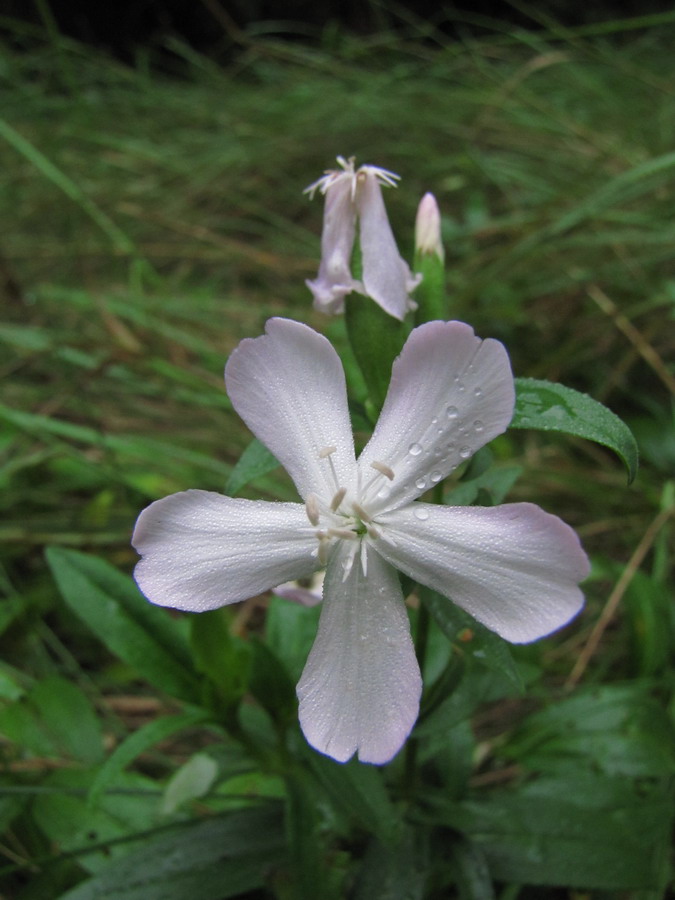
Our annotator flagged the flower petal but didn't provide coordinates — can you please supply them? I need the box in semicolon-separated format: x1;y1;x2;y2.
306;172;358;314
357;169;420;320
225;318;357;500
297;542;422;764
358;321;515;513
133;490;317;611
376;502;588;643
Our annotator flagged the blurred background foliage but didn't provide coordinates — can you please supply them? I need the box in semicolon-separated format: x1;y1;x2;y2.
0;2;674;897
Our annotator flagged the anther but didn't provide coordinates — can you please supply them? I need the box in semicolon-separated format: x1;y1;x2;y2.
370;460;395;481
366;525;381;539
319;446;337;459
328;527;358;540
351;502;372;523
305;493;320;526
330;487;347;512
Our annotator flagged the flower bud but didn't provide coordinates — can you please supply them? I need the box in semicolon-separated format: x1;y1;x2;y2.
415;192;444;262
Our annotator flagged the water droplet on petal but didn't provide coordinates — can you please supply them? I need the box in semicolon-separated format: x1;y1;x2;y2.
414;507;430;521
430;470;442;483
474;387;483;398
408;442;422;457
446;405;459;419
415;476;427;490
474;419;484;433
431;416;438;425
459;446;472;459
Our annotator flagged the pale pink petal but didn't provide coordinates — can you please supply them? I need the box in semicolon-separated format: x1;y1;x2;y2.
357;170;420;320
225;318;357;501
358;321;515;513
133;490;317;612
297;542;422;764
274;571;325;607
375;502;588;643
306;174;358;314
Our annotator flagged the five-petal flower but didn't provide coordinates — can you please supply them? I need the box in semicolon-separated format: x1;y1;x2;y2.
132;317;589;765
305;156;421;319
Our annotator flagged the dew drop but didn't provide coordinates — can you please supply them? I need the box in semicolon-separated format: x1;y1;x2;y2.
431;416;438;425
408;442;423;456
459;446;472;459
414;507;430;521
446;405;459;419
474;419;484;433
430;470;442;483
415;476;427;490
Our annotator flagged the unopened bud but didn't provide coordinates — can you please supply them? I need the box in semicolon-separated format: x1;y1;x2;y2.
415;192;444;261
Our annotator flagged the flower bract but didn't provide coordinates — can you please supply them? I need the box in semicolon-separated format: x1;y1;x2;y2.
305;156;421;320
132;318;589;765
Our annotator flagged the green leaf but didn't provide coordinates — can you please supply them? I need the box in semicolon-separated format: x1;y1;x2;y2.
0;676;103;764
345;294;410;412
33;768;160;876
354;828;428;900
422;590;524;692
505;683;675;777
435;773;673;890
161;753;219;815
266;594;321;682
46;547;199;703
190;609;251;713
307;753;400;844
248;637;297;725
512;377;638;482
56;804;286;900
89;710;209;809
225;438;278;496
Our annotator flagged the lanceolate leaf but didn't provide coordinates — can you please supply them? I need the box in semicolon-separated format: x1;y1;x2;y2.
512;378;638;482
46;548;199;703
225;438;278;496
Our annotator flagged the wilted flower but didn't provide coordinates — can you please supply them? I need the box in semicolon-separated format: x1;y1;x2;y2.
305;156;421;320
415;192;444;261
132;318;588;765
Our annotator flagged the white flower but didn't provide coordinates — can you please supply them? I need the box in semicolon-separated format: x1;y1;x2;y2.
132;318;589;765
305;156;421;320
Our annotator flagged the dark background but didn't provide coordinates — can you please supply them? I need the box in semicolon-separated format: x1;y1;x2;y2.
1;0;672;63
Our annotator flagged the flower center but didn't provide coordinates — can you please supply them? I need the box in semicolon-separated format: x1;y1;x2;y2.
304;447;396;580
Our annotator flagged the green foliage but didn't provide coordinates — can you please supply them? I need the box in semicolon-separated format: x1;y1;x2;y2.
512;377;640;482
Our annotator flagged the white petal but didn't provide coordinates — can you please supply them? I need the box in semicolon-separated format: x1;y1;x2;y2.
306;174;358;314
297;542;422;764
357;170;419;320
133;490;317;611
225;318;357;500
358;321;515;513
376;502;588;643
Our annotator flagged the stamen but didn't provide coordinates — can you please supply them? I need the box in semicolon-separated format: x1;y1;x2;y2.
317;539;329;566
370;460;395;481
360;541;368;576
305;493;320;526
366;525;381;539
330;487;347;512
328;527;358;541
351;502;372;523
319;446;337;459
